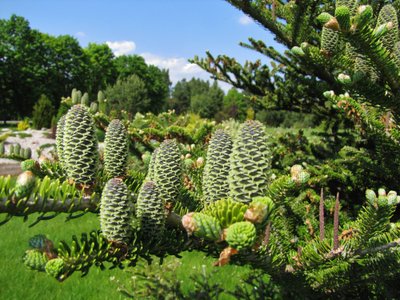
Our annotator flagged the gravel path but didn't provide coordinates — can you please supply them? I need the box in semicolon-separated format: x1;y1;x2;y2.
0;128;55;175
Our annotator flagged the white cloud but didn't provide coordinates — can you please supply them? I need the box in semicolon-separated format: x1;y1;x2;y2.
106;41;136;56
239;15;253;25
75;31;86;38
141;52;232;92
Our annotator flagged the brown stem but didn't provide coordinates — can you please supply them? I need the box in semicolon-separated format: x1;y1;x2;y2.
263;222;271;247
319;188;325;241
333;192;340;250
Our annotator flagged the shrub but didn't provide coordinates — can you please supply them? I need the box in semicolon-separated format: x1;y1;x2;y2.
32;94;55;129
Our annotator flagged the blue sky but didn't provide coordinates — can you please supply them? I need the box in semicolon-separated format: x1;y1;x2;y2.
0;0;284;90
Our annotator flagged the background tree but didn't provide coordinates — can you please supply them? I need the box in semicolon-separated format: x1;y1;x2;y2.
0;15;45;118
84;43;116;97
216;87;248;121
32;94;55;129
105;74;150;118
113;55;171;113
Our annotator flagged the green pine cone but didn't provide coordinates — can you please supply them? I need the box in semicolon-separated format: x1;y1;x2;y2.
336;0;358;14
335;6;350;31
15;171;36;199
22;148;32;159
202;198;247;228
56;115;66;167
136;181;165;240
229;120;271;204
376;4;398;52
153;139;182;204
202;129;233;204
13;143;21;156
104;119;128;178
145;148;159;181
100;178;133;242
182;212;222;241
63;105;98;185
245;197;275;224
23;249;48;271
321;27;339;57
45;258;65;278
225;221;257;251
29;234;48;249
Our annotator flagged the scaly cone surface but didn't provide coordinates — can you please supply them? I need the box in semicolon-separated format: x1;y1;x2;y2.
63;105;98;185
56;115;66;167
136;181;165;240
153;139;181;204
99;178;133;242
104;119;128;178
202;129;233;204
229;120;271;204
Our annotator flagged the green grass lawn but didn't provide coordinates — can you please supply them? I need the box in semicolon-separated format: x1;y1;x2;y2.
0;213;251;299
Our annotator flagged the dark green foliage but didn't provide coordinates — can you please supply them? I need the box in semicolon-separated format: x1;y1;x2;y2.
136;181;165;240
63;105;98;185
32;95;56;129
229;120;271;204
105;74;150;118
202;129;232;204
104;119;128;178
99;178;132;242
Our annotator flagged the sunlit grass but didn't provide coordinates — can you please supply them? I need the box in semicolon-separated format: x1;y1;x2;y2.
0;213;251;299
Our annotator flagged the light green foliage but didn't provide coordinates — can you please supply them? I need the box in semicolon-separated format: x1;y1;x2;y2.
32;94;56;129
225;221;257;251
136;181;165;239
99;178;132;242
183;212;222;241
20;159;41;176
45;258;65;278
23;249;48;271
63;105;98;185
202;129;233;204
55;115;66;167
14;171;36;199
229;120;271;204
202;198;247;228
153;139;182;204
104;119;128;178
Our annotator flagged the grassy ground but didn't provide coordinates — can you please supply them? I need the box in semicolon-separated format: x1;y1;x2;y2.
0;213;251;299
